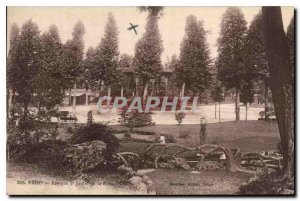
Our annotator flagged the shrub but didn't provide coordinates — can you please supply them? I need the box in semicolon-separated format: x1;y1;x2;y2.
65;140;107;173
238;168;292;195
259;106;275;119
70;122;120;157
7;127;67;165
86;110;94;126
175;112;185;125
162;134;176;143
178;130;190;139
118;110;154;128
211;137;219;145
200;117;207;145
66;126;74;134
124;132;132;141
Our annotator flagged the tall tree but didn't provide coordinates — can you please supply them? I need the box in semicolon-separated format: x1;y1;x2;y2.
62;20;85;112
240;81;255;120
262;7;294;181
116;54;133;97
244;12;270;118
96;13;119;98
133;7;164;100
177;15;211;99
82;47;96;105
286;15;294;79
7;23;20;109
165;54;179;96
211;80;224;122
34;24;65;116
217;7;247;122
8;20;41;118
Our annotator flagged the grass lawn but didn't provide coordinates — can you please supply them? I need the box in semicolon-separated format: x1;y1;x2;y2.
116;120;280;154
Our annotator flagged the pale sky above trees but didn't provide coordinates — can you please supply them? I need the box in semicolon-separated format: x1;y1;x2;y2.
7;6;294;61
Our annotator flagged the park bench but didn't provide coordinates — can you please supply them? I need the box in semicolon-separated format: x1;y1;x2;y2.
58;111;77;123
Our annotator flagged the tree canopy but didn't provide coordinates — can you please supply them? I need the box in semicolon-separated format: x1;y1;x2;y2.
177;15;212;97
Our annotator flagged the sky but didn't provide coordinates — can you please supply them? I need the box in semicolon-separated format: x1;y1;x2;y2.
7;6;294;62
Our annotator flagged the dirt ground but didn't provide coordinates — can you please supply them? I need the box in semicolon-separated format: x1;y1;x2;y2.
7;163;252;195
146;169;252;195
57;103;265;124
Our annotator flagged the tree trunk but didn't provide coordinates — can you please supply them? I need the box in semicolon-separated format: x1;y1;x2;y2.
262;7;294;180
245;103;248;120
99;79;103;98
181;82;185;99
107;85;111;97
143;80;148;101
265;75;268;120
8;89;13;109
68;88;71;106
85;88;89;106
219;102;221;123
72;82;76;114
215;102;217;119
235;87;240;122
150;81;154;96
165;77;168;96
135;80;138;96
121;86;124;97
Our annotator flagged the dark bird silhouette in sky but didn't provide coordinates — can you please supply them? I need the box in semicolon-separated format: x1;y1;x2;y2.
128;23;138;35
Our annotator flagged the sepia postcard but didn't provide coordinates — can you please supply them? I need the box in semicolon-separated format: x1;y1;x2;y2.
6;6;295;195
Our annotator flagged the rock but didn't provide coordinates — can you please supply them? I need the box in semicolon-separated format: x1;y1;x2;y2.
129;176;143;185
282;189;294;195
136;182;148;193
136;168;155;175
174;157;191;170
190;171;200;174
118;164;133;173
141;175;150;183
117;165;134;177
158;162;169;169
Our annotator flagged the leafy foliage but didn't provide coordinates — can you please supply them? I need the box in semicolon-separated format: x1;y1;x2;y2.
176;15;212;96
64;140;107;173
113;54;133;94
200;117;207;145
83;47;97;90
118;110;154;128
211;81;224;103
162;134;176;143
95;13;119;88
178;130;190;139
239;168;293;195
61;20;85;88
86;110;94;126
217;7;247;90
7;125;64;163
8;21;66;126
133;10;163;82
8;20;41;112
175;112;185;125
240;80;255;105
70;122;120;156
241;12;268;106
243;12;268;79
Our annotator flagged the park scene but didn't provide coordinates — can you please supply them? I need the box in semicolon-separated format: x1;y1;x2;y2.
6;6;294;195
